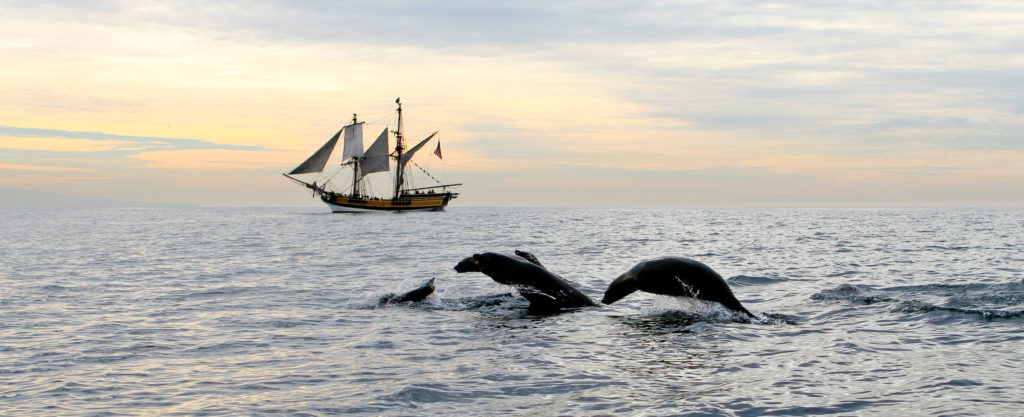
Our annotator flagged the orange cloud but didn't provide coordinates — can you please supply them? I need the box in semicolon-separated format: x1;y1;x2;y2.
127;149;303;171
0;163;92;172
0;173;108;185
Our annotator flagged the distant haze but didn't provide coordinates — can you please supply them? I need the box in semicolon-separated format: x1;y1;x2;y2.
2;2;1022;207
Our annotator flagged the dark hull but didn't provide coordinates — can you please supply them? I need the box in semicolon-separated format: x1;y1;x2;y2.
321;192;453;212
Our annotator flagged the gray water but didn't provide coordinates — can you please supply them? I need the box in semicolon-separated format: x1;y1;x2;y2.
2;207;1022;416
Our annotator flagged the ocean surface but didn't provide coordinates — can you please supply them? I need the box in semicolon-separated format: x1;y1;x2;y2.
2;206;1022;416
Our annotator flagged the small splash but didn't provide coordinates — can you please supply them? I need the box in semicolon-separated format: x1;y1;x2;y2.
371;293;442;309
640;296;764;324
757;312;798;325
437;284;520;311
437;294;519;311
889;300;932;313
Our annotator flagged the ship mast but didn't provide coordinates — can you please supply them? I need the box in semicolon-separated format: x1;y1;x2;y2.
392;98;404;199
350;113;360;197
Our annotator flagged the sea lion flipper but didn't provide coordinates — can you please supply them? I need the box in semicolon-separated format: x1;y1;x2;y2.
514;250;544;268
519;288;561;313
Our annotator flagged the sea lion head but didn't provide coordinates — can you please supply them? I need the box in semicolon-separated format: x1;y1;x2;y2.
601;267;640;305
454;252;531;287
453;255;482;273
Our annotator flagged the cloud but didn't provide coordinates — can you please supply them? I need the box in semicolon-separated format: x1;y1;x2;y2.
0;126;264;152
2;1;1023;206
0;137;143;152
128;148;301;171
0;173;111;185
0;163;92;172
0;126;277;186
8;2;1022;148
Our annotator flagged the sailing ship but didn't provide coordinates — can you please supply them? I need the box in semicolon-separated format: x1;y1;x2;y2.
283;98;460;212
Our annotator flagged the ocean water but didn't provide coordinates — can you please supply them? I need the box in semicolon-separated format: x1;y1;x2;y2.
1;206;1022;416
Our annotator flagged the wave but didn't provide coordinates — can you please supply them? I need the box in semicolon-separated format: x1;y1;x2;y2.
728;275;790;286
889;300;1024;319
350;289;525;313
811;281;1024;320
810;284;895;305
38;284;71;291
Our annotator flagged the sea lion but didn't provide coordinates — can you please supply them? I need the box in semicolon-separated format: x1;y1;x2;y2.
378;278;436;304
454;251;598;311
602;257;755;318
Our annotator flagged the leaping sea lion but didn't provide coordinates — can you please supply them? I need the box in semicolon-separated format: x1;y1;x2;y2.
454;251;598;311
378;278;436;304
602;257;756;318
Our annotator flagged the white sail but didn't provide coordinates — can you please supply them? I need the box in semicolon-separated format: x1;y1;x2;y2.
288;129;341;174
342;122;365;160
362;128;390;174
399;131;437;170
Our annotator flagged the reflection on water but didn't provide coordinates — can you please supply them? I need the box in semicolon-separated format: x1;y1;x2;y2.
2;207;1022;416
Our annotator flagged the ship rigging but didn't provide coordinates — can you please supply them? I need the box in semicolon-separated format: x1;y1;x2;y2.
283;98;460;212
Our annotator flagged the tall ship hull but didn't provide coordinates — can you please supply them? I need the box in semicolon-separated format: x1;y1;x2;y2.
284;98;461;212
321;191;453;213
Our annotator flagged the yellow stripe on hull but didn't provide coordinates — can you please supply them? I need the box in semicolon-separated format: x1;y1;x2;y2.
321;193;452;212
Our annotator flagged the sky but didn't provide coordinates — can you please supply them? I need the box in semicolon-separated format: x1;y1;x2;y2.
2;0;1022;207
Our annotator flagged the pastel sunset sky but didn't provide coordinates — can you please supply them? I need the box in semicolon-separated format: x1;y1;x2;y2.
2;1;1022;207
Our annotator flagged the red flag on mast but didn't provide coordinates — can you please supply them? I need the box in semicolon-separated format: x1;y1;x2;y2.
433;141;443;159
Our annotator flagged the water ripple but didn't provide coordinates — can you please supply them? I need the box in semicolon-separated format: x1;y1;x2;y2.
2;207;1022;416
